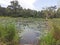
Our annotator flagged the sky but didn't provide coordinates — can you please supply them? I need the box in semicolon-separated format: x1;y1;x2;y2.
0;0;58;11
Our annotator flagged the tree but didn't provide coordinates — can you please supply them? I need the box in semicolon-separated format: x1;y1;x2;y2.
56;8;60;18
42;6;57;19
7;0;22;17
0;5;7;16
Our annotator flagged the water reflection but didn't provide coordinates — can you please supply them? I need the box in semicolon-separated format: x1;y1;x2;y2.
16;21;47;44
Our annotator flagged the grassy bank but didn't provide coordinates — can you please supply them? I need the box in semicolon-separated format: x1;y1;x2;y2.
40;18;60;45
0;17;60;45
0;17;46;45
0;20;19;45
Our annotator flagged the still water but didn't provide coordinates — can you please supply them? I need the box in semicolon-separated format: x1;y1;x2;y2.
0;18;48;44
16;20;48;44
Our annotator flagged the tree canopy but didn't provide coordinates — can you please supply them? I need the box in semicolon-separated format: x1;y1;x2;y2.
0;0;60;18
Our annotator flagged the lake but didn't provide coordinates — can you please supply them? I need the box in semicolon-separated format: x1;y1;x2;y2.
0;18;48;45
15;19;48;44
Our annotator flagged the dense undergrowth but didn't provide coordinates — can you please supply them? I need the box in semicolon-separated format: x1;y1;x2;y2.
40;19;60;45
0;22;19;45
0;17;60;45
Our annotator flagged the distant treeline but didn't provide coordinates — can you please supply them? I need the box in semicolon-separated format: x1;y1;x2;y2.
0;0;60;18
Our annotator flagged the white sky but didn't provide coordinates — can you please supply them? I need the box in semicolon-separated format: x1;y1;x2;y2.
0;0;58;11
18;0;36;10
0;0;37;10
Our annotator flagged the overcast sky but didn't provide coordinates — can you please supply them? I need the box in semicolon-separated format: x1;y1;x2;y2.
0;0;58;11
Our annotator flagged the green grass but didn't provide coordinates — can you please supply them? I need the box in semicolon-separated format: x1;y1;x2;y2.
1;17;60;45
51;19;60;27
40;18;60;45
0;20;19;45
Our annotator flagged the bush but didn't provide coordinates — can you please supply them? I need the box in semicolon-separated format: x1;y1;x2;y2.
53;24;60;40
40;32;56;45
40;23;60;45
0;22;19;45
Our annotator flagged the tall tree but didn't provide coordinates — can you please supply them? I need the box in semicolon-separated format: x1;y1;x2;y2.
56;8;60;18
7;0;22;17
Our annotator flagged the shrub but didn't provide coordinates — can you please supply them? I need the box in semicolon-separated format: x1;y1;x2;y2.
53;24;60;40
0;22;19;45
40;22;60;45
40;32;56;45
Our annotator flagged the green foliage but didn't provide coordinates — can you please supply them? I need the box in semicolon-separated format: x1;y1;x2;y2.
0;22;19;45
52;23;60;41
40;19;60;45
0;0;59;18
40;32;56;45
